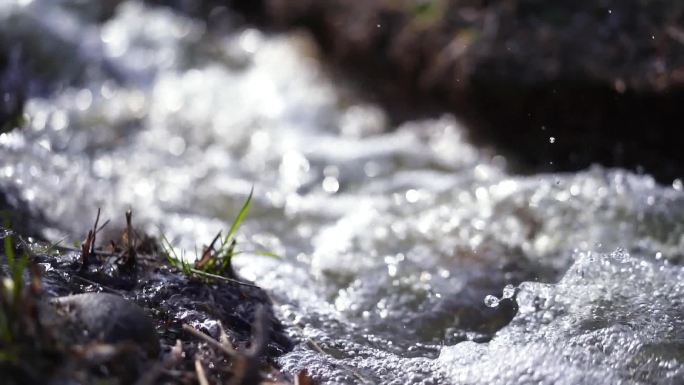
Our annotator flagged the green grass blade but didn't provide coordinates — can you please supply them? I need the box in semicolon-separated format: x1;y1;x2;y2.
228;249;280;259
2;216;15;268
3;234;14;268
10;252;28;298
0;311;10;342
160;233;182;268
224;187;253;244
188;268;259;288
252;249;281;259
42;236;68;255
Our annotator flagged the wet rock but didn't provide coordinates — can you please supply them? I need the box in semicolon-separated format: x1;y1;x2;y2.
49;292;160;357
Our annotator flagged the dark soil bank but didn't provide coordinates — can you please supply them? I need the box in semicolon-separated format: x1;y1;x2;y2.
0;223;292;385
232;0;684;182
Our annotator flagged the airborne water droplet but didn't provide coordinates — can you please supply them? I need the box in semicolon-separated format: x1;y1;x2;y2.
484;295;500;308
611;248;630;262
502;284;516;299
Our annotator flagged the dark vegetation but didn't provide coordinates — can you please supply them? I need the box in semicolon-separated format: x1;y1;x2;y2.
0;48;25;133
231;0;684;182
0;206;301;385
2;1;683;180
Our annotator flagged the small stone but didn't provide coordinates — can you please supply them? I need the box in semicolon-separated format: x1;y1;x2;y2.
49;292;159;357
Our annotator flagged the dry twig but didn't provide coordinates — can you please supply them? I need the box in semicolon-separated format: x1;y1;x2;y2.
134;340;183;385
182;306;271;385
195;358;210;385
182;324;237;358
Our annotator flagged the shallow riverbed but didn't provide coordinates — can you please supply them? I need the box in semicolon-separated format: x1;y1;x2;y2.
1;1;683;384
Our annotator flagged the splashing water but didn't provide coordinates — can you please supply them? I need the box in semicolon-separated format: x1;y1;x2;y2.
484;295;500;308
1;1;683;384
501;284;516;299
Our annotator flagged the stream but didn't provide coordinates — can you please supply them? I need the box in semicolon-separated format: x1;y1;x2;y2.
1;1;683;384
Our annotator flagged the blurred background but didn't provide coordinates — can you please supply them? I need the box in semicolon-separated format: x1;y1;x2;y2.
238;0;684;182
5;0;684;181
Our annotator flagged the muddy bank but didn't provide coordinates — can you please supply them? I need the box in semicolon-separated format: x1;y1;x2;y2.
230;0;684;182
0;218;292;385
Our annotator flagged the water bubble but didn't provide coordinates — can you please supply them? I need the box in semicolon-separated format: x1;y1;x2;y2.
405;189;420;203
168;136;186;156
363;161;381;178
238;28;262;54
570;184;580;196
611;248;630;262
502;284;516;299
549;137;555;144
93;157;113;178
484;295;500;308
672;179;682;191
100;81;116;99
51;110;69;131
75;89;93;111
322;177;339;193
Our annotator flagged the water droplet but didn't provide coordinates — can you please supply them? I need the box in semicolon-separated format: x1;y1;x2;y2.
405;189;420;203
322;177;339;193
672;178;682;191
75;89;93;111
611;248;630;262
484;295;500;308
549;137;555;144
502;284;515;299
364;161;381;178
238;28;262;54
168;136;186;156
51;110;69;131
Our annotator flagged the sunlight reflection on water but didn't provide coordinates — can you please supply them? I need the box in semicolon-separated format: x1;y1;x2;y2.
1;1;683;384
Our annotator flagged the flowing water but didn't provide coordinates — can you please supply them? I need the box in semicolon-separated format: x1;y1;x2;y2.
1;1;683;384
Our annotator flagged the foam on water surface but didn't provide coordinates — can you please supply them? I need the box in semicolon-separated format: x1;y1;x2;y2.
439;250;683;385
1;1;683;384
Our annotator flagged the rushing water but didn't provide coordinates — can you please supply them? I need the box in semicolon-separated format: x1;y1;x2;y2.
1;1;683;384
